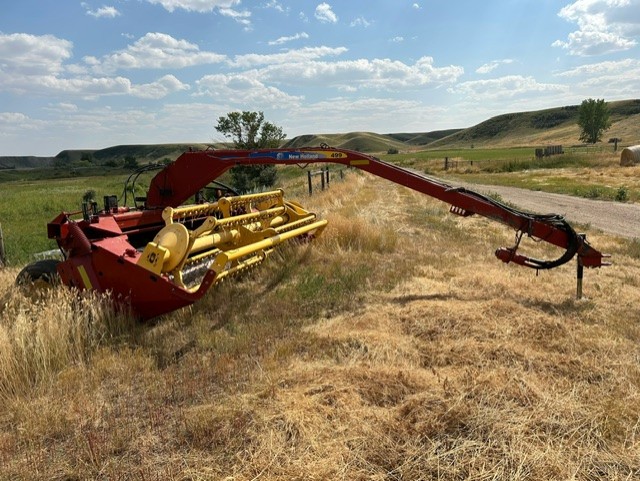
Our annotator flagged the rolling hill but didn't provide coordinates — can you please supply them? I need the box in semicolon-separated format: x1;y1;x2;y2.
427;99;640;149
0;156;54;170
53;143;217;165
283;129;462;151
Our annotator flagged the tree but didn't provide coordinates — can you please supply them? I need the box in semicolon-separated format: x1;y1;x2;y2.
123;156;139;169
578;98;611;144
215;111;286;192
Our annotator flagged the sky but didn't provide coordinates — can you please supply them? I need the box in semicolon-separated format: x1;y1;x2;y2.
1;0;639;156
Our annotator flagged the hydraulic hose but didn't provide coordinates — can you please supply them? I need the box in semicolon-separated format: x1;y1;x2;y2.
457;187;581;270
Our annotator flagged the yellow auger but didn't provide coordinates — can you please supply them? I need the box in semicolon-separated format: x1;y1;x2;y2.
136;189;326;292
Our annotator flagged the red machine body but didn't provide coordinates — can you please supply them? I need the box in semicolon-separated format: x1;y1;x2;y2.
47;146;607;320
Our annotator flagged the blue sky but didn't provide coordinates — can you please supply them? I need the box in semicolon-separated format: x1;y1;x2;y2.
1;0;639;156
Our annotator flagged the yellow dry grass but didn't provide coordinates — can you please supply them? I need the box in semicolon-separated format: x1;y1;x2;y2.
1;173;639;480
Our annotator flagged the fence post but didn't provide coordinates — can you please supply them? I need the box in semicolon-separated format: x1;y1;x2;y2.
444;157;449;170
325;166;330;187
0;223;6;267
320;169;325;191
308;171;313;195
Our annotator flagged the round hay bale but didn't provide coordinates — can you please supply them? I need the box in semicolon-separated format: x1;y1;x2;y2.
620;145;640;166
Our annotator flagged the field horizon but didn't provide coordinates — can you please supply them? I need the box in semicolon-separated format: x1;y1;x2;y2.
2;98;639;169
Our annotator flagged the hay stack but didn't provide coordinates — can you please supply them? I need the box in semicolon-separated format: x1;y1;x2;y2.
620;145;640;166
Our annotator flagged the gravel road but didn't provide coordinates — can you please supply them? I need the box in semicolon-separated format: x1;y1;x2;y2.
449;180;640;239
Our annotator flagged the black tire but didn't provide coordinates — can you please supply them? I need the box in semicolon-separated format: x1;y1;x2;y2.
16;259;61;288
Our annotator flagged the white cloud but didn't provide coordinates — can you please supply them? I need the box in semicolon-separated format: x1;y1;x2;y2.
85;5;121;18
50;103;79;112
260;56;464;91
412;3;421;9
132;74;190;99
279;97;448;136
552;29;636;56
145;0;240;13
38;74;187;100
554;58;640;97
264;0;286;13
0;112;30;124
555;57;640;77
219;7;252;28
35;76;134;97
450;75;567;100
350;17;372;28
315;3;338;23
390;36;404;43
230;46;347;68
0;33;72;76
553;0;640;55
144;0;252;27
90;33;227;72
476;59;514;74
0;33;191;100
195;73;302;107
268;32;309;46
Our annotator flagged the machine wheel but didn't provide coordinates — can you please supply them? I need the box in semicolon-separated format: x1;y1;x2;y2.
15;259;61;289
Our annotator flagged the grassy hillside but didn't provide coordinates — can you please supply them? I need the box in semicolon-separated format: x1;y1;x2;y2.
386;128;462;145
55;143;217;165
0;144;217;171
430;99;640;149
1;173;638;479
282;131;409;152
0;156;55;169
280;99;640;151
284;129;463;151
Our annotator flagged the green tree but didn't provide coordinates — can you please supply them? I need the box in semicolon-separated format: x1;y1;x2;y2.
123;156;139;169
215;111;286;192
578;98;611;144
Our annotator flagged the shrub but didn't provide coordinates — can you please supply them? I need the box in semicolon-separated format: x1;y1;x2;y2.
615;186;629;202
582;187;603;199
530;111;574;129
123;156;139;169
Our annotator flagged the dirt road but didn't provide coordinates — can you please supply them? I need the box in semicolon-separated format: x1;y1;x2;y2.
447;180;640;239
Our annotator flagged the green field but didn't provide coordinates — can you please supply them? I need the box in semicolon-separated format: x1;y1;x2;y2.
0;173;151;264
380;146;611;171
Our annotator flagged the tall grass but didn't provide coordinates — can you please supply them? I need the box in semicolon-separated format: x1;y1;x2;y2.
0;269;136;400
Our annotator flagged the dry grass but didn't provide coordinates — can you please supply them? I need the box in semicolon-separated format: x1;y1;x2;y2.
1;174;640;480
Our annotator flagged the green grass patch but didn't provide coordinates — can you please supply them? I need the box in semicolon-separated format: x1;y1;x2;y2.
0;174;140;265
382;146;536;163
445;171;639;203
